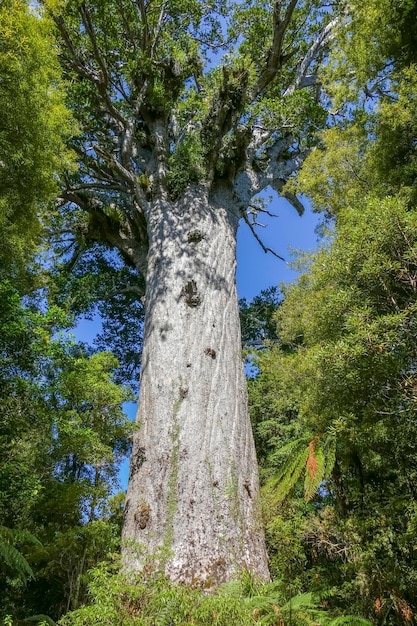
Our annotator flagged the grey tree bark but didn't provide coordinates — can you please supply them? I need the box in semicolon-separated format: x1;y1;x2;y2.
122;186;270;585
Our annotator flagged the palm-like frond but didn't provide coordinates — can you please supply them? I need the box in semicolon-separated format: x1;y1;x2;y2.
269;439;310;502
0;525;40;581
271;434;337;503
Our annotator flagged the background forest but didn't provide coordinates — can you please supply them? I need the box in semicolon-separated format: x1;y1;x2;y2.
1;0;417;624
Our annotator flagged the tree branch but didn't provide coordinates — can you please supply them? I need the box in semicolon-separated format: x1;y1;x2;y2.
252;0;300;99
233;136;300;207
62;190;148;274
53;13;126;129
243;212;285;261
284;17;339;96
79;2;109;85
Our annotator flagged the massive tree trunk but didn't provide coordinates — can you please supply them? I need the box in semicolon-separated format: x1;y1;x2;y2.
122;187;269;586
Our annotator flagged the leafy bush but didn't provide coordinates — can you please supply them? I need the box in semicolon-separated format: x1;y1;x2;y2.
58;559;372;626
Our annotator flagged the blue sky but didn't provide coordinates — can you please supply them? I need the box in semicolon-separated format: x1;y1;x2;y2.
236;194;322;300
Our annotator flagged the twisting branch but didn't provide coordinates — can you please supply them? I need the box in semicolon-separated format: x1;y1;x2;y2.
233;136;301;208
243;212;285;261
61;189;148;274
119;77;150;168
93;145;150;213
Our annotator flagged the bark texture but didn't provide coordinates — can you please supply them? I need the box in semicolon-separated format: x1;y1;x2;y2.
122;187;269;586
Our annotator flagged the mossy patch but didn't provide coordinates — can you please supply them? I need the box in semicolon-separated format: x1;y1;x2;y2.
163;383;184;552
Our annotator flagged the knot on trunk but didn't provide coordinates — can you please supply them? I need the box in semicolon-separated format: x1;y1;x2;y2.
181;280;201;308
187;229;205;244
129;447;146;480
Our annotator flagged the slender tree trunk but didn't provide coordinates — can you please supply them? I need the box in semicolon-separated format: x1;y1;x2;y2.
122;187;269;586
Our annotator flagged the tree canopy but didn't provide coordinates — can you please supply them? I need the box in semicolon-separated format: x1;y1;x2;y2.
39;0;337;284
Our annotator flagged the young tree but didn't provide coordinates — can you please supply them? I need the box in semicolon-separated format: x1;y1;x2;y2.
43;0;339;584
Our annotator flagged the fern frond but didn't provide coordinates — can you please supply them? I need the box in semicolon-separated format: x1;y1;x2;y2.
0;539;35;580
271;437;307;466
304;443;326;502
0;525;40;580
272;445;310;502
0;526;41;546
280;593;373;626
281;592;317;612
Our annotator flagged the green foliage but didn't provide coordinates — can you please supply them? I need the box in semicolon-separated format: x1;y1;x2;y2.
167;133;207;198
48;245;145;389
266;434;335;504
250;10;417;609
240;286;282;349
249;198;417;622
0;277;133;620
0;0;74;276
0;527;41;582
3;1;417;624
58;560;370;626
287;0;417;216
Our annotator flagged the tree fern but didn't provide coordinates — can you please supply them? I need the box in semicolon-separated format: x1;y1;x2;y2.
280;592;373;625
243;589;373;626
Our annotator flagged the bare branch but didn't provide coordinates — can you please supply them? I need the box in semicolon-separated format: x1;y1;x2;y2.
150;0;168;58
246;126;274;162
234;135;302;206
249;204;278;218
53;13;126;128
92;145;150;212
282;191;305;216
243;212;285;261
119;78;150;168
148;119;169;200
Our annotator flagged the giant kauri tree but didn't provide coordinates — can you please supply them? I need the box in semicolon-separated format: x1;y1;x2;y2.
43;0;341;585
